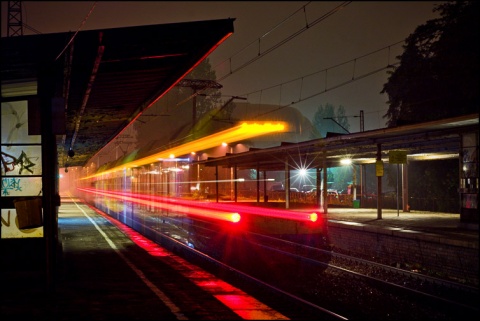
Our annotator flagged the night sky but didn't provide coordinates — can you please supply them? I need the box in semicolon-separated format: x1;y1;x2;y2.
1;1;444;131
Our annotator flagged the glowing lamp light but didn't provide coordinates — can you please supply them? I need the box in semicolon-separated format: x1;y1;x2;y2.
340;158;352;165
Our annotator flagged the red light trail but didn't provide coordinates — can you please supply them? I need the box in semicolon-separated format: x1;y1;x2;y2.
78;188;319;223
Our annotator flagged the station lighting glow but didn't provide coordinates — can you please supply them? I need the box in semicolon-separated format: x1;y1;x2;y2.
408;153;458;160
82;121;286;179
299;168;307;176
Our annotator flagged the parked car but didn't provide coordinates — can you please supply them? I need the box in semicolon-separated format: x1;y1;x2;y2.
306;187;317;194
301;185;316;193
303;188;338;197
327;189;339;197
270;184;285;191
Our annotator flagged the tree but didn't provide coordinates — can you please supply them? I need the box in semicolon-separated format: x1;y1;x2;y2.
382;1;479;127
408;159;459;212
134;58;227;150
182;58;224;121
312;103;350;138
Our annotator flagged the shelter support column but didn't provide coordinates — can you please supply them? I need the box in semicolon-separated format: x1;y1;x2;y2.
215;165;219;202
402;164;409;212
323;150;328;214
263;170;267;202
316;167;321;208
285;158;290;209
256;163;260;203
39;64;61;293
360;164;364;206
376;144;383;219
234;164;237;202
459;131;479;227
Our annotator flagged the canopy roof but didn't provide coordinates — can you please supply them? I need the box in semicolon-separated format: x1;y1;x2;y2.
1;19;235;168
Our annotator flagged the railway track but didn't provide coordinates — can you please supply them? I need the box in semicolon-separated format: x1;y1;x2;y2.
248;231;479;302
151;217;479;320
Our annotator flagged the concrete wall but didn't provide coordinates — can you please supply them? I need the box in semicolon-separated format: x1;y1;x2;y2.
327;222;478;286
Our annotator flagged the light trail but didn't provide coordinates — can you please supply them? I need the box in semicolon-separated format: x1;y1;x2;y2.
79;188;319;223
78;187;241;223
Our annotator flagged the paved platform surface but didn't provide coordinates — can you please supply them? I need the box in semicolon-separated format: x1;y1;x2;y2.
1;200;288;320
324;207;478;247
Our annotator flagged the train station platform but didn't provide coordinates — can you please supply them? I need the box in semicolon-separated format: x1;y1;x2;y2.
1;199;478;319
323;207;478;287
324;207;478;245
1;198;289;320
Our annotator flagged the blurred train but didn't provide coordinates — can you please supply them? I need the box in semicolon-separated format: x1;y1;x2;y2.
76;157;331;263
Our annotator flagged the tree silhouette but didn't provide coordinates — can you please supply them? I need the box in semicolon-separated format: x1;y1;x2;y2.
382;1;479;127
181;58;224;120
311;103;350;138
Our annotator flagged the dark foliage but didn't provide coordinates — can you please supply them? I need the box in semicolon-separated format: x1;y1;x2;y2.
382;1;480;127
408;159;459;212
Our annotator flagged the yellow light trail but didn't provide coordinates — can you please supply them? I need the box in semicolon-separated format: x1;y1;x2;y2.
82;122;286;179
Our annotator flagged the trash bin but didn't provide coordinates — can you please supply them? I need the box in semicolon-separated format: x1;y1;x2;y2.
352;199;360;208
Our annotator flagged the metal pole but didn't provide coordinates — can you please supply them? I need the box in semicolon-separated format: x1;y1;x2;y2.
377;144;383;220
285;158;290;209
397;163;400;216
234;164;237;203
215;165;219;203
256;163;260;204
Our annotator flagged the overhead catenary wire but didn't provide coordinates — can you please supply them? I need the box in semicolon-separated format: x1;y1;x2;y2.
240;41;403;105
215;1;314;70
250;63;400;120
55;1;97;62
234;12;445;121
178;2;351;110
216;1;352;82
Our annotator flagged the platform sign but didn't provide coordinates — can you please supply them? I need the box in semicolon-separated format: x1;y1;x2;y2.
389;150;407;164
375;160;384;176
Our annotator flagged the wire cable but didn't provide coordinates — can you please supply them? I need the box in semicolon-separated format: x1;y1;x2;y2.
216;1;352;82
55;1;97;62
